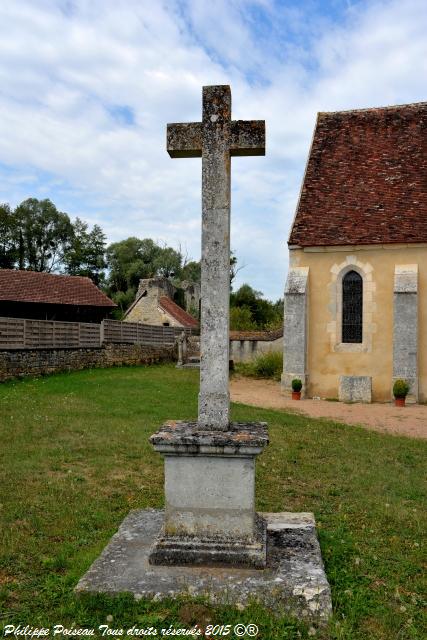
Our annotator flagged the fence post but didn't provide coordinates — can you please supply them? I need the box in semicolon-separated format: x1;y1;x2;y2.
100;320;105;346
23;319;26;349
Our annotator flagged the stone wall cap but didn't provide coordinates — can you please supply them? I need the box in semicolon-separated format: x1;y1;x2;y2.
150;420;269;452
394;264;418;293
285;267;309;294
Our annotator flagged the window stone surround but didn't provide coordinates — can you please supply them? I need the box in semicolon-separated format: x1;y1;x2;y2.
327;256;377;353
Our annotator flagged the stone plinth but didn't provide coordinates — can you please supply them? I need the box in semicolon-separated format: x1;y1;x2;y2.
75;509;332;624
149;421;268;568
339;375;372;403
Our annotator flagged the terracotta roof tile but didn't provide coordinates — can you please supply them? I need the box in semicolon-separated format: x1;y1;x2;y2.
289;102;427;247
0;269;116;307
229;328;283;341
159;296;199;328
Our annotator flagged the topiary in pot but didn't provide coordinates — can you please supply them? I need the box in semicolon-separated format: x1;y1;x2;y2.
291;378;302;400
393;379;410;407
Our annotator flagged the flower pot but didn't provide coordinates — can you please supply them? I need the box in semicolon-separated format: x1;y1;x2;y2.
395;397;406;407
292;391;301;400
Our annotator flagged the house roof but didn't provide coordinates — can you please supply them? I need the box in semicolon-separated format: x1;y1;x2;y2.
0;269;116;307
288;102;427;247
159;296;199;328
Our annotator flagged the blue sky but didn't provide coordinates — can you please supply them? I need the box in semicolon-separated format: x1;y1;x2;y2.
0;0;426;300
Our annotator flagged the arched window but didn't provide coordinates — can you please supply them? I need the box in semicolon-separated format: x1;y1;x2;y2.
342;270;363;343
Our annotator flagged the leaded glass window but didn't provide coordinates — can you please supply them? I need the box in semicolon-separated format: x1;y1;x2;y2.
342;271;363;343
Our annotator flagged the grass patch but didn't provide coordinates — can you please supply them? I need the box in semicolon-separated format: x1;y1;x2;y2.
234;351;283;381
0;364;426;639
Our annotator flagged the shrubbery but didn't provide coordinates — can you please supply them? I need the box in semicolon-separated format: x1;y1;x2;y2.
235;351;283;381
393;379;410;398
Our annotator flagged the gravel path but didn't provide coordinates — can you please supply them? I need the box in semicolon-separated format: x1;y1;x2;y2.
230;376;427;439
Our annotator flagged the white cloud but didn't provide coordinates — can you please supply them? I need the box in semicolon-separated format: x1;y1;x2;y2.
0;0;425;299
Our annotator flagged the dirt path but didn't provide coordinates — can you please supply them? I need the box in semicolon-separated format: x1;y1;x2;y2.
230;376;427;439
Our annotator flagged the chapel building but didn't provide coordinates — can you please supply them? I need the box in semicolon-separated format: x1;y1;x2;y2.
282;102;427;403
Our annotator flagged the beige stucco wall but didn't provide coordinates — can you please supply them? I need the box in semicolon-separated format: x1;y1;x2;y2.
289;243;427;402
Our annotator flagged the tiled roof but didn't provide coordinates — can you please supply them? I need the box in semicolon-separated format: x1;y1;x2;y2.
289;102;427;247
159;296;199;328
0;269;116;307
229;328;283;341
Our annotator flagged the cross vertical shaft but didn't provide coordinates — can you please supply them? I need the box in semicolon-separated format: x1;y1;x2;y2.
167;85;265;430
199;86;232;428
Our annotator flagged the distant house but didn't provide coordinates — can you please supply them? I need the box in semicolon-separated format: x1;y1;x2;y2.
124;277;199;329
0;269;116;323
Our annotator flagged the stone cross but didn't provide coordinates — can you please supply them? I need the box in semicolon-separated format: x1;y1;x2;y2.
167;85;265;430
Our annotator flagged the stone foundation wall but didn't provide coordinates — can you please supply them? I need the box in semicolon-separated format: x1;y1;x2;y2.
0;343;175;382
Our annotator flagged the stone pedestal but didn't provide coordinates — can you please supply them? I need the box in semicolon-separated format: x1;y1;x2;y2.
149;421;268;568
339;375;372;403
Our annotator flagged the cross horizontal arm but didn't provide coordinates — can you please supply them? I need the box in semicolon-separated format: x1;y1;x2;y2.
230;120;265;157
167;123;202;158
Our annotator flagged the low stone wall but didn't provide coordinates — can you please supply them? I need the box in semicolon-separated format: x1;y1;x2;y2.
229;329;283;363
0;343;175;382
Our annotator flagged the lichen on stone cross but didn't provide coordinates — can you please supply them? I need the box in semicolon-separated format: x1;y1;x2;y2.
167;85;265;430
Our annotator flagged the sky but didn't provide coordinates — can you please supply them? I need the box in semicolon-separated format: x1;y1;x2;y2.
0;0;426;300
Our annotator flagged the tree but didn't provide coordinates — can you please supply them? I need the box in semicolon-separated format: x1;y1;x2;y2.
63;218;107;286
230;283;283;330
13;198;74;272
106;237;163;294
0;203;17;268
180;260;201;283
230;306;257;331
153;246;182;278
230;250;244;289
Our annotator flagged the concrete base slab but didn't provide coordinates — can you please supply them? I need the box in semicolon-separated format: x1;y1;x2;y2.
75;509;332;623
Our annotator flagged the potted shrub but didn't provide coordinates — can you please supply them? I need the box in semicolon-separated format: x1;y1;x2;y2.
393;379;410;407
291;378;303;400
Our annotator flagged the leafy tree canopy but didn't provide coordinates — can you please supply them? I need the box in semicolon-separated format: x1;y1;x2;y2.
0;198;107;284
14;198;74;272
230;283;283;330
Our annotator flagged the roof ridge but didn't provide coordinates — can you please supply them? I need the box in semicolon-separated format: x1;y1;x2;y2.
318;100;427;117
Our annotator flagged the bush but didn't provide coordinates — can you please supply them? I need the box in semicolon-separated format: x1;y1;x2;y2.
230;306;257;330
252;351;283;380
292;378;302;392
393;379;410;398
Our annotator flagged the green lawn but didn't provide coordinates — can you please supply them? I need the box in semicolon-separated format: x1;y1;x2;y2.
0;364;425;639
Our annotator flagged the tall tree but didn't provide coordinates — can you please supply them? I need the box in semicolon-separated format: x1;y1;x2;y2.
180;260;201;283
153;246;182;278
63;218;107;286
0;203;17;268
230;283;283;330
106;237;163;295
13;198;74;272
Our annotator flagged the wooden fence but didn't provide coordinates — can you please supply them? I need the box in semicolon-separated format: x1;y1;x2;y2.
0;317;195;350
102;320;193;347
